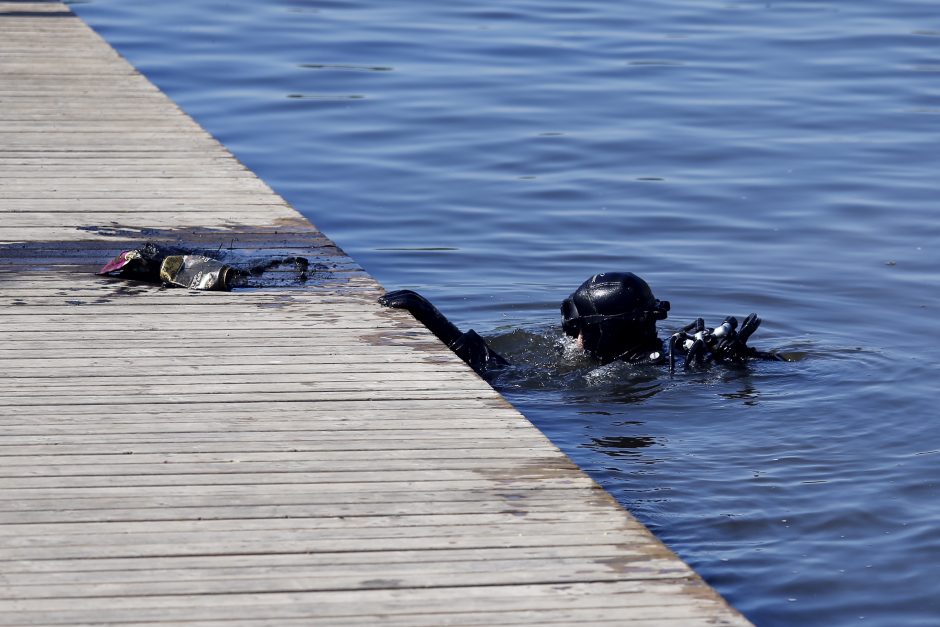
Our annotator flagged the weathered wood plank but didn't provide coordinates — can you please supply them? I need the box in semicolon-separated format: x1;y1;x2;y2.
0;616;741;627
0;375;482;391
0;528;661;562
0;563;695;603
0;398;515;418
0;489;601;516
0;450;552;472
0;498;609;525
0;582;748;621
0;508;640;538
0;365;469;381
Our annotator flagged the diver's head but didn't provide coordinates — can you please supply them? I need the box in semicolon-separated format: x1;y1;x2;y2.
561;272;670;362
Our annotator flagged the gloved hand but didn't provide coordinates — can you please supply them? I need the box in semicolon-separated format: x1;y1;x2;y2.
378;289;463;346
378;289;508;376
710;314;761;364
670;314;764;372
378;289;431;312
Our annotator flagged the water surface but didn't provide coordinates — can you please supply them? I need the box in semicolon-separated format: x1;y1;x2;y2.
68;1;940;625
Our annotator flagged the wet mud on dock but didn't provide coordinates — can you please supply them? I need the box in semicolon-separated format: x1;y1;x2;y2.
0;3;752;625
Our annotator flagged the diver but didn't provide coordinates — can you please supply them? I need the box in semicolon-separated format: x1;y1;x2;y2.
378;271;783;377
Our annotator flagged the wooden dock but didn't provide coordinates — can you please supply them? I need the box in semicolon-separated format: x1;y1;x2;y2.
0;3;753;625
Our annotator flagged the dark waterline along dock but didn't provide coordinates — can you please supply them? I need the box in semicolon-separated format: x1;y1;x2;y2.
0;3;752;625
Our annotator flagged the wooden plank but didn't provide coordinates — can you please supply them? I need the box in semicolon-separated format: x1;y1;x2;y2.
0;3;752;626
0;451;557;473
0;616;741;627
0;488;603;515
0;498;613;525
0;527;661;562
0;509;641;539
0;548;682;579
0;364;470;380
0;399;514;418
0;430;545;449
0;582;748;622
0;563;693;602
0;374;482;389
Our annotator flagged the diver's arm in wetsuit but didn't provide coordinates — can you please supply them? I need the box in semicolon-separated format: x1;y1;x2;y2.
378;290;509;376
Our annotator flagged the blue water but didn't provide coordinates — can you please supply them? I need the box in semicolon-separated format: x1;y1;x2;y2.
67;1;940;624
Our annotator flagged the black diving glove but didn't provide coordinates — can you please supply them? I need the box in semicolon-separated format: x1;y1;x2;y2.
709;314;761;364
378;289;463;346
378;289;509;376
670;313;771;371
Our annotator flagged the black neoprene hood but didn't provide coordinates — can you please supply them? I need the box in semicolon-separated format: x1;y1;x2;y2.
561;272;670;361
